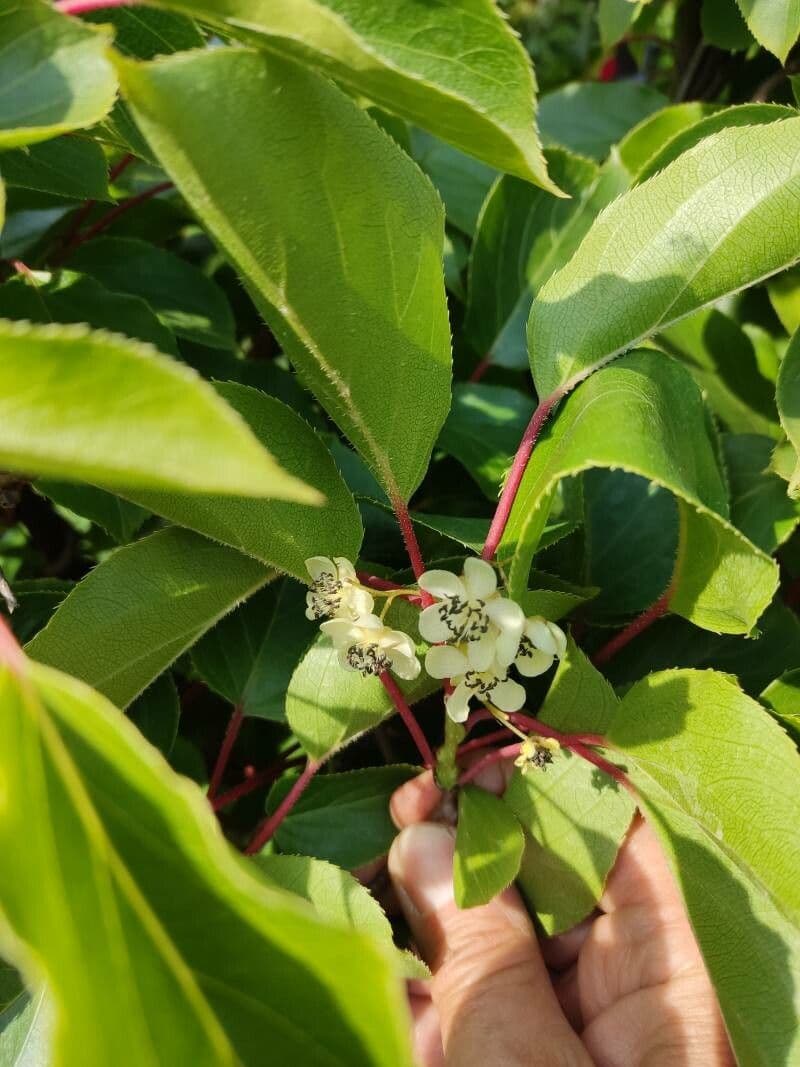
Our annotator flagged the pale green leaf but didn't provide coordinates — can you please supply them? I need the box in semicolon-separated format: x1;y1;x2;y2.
776;329;800;496
454;786;524;909
26;527;273;707
0;137;109;200
118;48;452;502
500;350;778;634
636;104;793;184
68;237;235;351
761;669;800;743
0;320;317;502
734;0;800;60
531;118;800;398
191;579;317;721
538;635;619;736
0;654;415;1066
149;0;557;191
266;766;419;869
0;0;117;148
617;102;718;177
287;599;438;760
770;266;800;336
505;751;634;934
538;81;668;161
119;383;363;580
608;669;800;1067
598;0;643;50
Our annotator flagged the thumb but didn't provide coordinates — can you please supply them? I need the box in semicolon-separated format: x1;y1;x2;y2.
389;822;592;1067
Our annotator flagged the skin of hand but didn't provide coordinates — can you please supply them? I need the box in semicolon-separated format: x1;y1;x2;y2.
388;767;736;1067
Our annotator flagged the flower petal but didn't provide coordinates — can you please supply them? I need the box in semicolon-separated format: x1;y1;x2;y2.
334;557;358;581
418;604;454;644
320;619;360;647
355;613;383;630
425;645;469;679
418;569;465;600
516;648;554;678
305;555;336;581
548;621;568;659
445;681;472;723
467;630;496;672
346;586;374;618
486;596;524;633
462;557;497;600
388;648;421;680
525;617;560;657
490;677;526;713
494;626;522;669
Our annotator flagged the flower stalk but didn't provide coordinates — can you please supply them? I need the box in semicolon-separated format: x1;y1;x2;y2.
244;758;322;854
380;672;435;768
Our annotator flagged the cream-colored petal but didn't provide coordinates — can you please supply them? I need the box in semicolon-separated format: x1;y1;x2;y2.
515;648;554;678
445;681;472;723
467;630;496;672
425;644;469;679
388;648;421;680
525;616;560;657
486;596;524;633
418;569;465;600
462;557;497;600
418;604;454;644
494;625;522;669
548;621;568;659
354;613;383;630
305;555;336;581
345;586;375;618
491;677;526;713
334;557;358;581
320;619;360;647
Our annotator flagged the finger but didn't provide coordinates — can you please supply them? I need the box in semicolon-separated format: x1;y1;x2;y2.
390;755;515;831
540;915;596;971
600;815;684;913
552;964;583;1031
410;991;444;1067
389;821;593;1067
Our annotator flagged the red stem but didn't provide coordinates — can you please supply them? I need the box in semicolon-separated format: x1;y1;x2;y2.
380;672;435;768
212;755;304;812
207;704;244;800
469;354;492;383
509;712;604;748
481;386;568;561
56;181;173;263
55;0;135;13
569;742;635;794
592;588;672;667
57;154;136;257
244;759;321;854
459;743;522;785
457;728;513;756
391;496;433;606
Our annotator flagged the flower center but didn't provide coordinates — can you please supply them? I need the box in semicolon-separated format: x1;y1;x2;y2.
346;642;392;676
517;634;536;660
308;573;343;619
463;669;504;696
438;596;490;642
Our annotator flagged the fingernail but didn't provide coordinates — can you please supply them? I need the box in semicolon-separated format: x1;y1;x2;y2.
388;822;456;918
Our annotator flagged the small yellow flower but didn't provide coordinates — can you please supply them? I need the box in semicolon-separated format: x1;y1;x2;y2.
514;735;560;774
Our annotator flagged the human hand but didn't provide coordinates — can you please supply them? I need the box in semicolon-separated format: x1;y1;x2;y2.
388;769;735;1067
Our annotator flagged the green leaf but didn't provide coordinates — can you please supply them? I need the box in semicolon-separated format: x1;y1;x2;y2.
0;137;109;200
505;751;634;934
118;48;452;503
500;350;778;634
127;672;180;757
0;271;177;354
287;599;438;759
761;669;800;743
267;766;419;870
598;0;643;50
0;0;117;148
0;320;315;501
617;102;718;177
438;383;535;499
0;984;47;1067
465;149;623;363
702;0;756;50
7;580;72;647
454;786;524;909
658;307;780;438
636;104;793;184
0;654;415;1066
254;853;428;980
521;579;598;622
608;669;800;1067
38;481;149;545
85;5;204;58
67;237;236;351
539;635;619;736
122;382;363;580
734;0;800;59
409;129;496;237
191;579;317;721
26;527;273;707
777;329;800;496
149;0;558;191
531;118;800;398
538;81;668;161
602;598;800;699
724;434;800;553
769;266;800;336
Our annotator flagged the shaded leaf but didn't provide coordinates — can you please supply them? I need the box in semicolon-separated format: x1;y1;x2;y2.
761;669;800;744
702;0;755;50
454;786;524;909
776;329;800;496
724;434;800;553
7;580;71;647
539;635;619;736
118;48;452;503
38;481;149;545
409;129;496;237
127;672;180;757
26;527;273;707
538;81;667;161
0;137;108;200
617;102;718;177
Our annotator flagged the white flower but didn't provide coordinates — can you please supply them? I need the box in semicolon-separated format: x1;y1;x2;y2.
417;558;524;672
321;613;421;681
514;616;567;677
425;645;526;723
304;556;373;622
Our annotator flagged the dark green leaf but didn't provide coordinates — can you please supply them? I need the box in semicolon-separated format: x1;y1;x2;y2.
761;669;800;743
724;434;800;553
127;672;180;756
538;81;668;161
0;137;108;200
38;481;149;545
